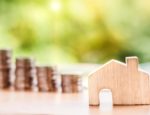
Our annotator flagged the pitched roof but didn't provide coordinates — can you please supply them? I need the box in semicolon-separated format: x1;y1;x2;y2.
89;59;126;77
89;59;150;78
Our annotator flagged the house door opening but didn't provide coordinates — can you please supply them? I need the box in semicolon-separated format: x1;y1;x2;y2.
99;89;113;111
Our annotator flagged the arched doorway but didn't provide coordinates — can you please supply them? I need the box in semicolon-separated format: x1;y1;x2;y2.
99;89;113;111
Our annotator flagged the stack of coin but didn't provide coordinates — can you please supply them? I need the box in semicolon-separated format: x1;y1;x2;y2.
15;58;34;91
48;66;58;92
0;49;12;89
61;74;82;93
36;66;50;92
36;66;58;92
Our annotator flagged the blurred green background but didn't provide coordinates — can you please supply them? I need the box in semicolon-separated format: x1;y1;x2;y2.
0;0;150;64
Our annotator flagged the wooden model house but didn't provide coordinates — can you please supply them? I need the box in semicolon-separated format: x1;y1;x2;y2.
88;56;150;106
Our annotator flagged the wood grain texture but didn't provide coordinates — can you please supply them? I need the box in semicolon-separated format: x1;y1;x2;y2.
89;56;150;106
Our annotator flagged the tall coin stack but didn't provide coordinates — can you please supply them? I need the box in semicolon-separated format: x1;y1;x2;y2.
61;74;82;93
0;49;11;89
15;58;34;91
36;66;57;92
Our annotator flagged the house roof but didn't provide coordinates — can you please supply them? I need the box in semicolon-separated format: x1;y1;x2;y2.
88;59;150;78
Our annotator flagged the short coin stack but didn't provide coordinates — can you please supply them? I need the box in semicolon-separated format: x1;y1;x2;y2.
15;58;34;91
61;74;82;93
36;66;50;92
36;66;58;92
48;67;58;92
0;50;12;89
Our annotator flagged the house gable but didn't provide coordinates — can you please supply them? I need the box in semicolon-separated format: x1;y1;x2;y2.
89;59;126;78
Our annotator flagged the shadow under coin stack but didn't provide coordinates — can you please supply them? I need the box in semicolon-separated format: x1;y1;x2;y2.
0;50;11;89
61;74;82;93
36;66;57;92
15;58;34;91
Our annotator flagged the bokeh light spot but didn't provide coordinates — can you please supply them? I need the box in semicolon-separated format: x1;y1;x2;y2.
49;1;61;12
